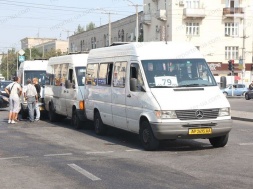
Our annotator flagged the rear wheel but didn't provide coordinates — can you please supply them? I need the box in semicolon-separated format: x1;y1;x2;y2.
209;134;229;148
71;109;83;130
139;121;159;151
48;103;59;122
94;112;106;135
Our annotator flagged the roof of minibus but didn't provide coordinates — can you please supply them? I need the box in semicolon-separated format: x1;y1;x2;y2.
48;54;88;67
88;41;204;61
20;60;48;70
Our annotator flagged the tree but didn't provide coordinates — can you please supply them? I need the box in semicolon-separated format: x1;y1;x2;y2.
24;48;42;60
44;49;62;59
86;22;95;31
74;24;85;34
0;48;17;80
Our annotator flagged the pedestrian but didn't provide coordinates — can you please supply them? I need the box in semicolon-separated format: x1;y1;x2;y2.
249;81;253;90
33;77;41;121
25;79;38;122
4;76;22;124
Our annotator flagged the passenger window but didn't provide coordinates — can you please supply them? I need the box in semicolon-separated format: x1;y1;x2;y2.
86;64;98;86
98;63;113;86
113;62;127;88
68;69;74;83
130;63;144;91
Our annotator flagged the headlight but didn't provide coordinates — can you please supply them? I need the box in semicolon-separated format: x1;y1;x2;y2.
219;107;230;116
2;96;9;102
155;110;177;119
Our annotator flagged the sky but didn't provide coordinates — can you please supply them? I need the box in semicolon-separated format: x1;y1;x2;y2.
0;0;143;53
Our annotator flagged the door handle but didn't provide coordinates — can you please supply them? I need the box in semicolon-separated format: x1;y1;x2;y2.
127;94;131;98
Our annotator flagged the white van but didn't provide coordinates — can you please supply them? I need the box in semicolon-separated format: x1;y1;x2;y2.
44;53;88;129
85;42;232;150
18;60;48;118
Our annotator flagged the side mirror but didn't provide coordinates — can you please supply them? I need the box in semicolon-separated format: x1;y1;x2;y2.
130;78;137;91
65;80;72;89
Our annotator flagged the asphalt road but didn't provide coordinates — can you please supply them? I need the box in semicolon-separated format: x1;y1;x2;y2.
228;98;253;112
0;109;252;189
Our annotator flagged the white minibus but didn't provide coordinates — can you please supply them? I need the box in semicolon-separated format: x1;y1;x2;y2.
18;60;48;119
85;42;232;151
44;53;88;129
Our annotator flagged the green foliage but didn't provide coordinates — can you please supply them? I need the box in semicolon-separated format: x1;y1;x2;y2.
86;22;95;31
74;24;85;34
0;49;17;80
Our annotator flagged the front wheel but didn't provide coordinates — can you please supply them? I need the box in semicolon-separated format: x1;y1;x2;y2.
21;105;28;119
139;121;159;151
48;103;59;122
245;93;250;100
209;134;229;148
94;112;106;135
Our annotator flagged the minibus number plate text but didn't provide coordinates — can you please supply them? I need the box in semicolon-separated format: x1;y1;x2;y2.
188;128;212;135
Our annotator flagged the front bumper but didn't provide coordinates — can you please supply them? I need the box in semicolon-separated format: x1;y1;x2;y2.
150;119;232;140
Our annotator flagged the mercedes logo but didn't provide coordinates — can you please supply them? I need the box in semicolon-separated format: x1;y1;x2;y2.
195;110;204;119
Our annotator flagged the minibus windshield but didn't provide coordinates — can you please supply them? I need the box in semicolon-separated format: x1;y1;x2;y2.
141;59;216;88
24;71;46;85
75;67;86;86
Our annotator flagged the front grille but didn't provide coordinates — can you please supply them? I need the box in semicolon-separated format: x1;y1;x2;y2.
176;109;219;120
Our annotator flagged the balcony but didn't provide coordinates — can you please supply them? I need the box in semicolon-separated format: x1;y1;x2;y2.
183;8;206;18
223;7;244;19
141;13;151;25
156;10;167;21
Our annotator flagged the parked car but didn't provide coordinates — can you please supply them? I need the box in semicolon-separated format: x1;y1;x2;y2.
245;89;253;100
0;94;9;108
0;80;12;97
221;84;248;96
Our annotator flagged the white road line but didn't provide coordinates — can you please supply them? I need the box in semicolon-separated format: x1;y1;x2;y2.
125;149;141;152
239;143;253;146
68;164;101;181
44;153;73;157
86;151;114;155
0;156;29;160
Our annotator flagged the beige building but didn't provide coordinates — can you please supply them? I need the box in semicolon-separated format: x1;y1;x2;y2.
69;12;143;52
143;0;253;84
20;37;68;56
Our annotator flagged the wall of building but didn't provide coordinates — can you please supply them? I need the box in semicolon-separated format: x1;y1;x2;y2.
69;12;143;52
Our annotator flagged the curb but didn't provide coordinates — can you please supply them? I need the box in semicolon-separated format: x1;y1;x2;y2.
232;117;253;122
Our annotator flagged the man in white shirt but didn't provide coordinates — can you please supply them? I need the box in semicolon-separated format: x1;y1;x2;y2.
25;79;38;122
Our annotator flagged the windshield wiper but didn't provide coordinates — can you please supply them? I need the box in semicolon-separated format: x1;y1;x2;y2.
179;84;212;87
151;86;175;88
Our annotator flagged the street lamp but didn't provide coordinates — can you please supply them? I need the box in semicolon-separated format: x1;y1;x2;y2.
126;0;142;42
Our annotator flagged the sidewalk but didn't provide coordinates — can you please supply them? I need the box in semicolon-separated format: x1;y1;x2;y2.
231;110;253;122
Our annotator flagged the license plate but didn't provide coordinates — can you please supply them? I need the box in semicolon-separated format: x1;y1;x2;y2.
188;128;212;135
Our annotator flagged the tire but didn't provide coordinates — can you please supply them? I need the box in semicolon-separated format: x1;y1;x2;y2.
209;134;229;148
245;93;250;100
48;103;59;122
71;109;83;130
223;92;228;97
242;92;246;96
94;112;106;135
139;121;159;151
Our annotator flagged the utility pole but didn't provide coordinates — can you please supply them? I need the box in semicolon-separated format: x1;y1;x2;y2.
127;0;142;42
109;12;111;46
242;11;246;84
62;29;74;53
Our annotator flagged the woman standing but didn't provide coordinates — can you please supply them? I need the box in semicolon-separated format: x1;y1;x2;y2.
5;76;22;124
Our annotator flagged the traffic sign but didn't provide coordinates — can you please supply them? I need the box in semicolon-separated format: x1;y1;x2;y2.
18;49;25;56
19;55;25;62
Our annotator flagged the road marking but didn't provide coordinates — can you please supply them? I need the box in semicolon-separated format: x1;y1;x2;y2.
0;156;29;160
44;153;73;157
68;164;101;181
86;151;114;155
125;149;141;152
239;143;253;146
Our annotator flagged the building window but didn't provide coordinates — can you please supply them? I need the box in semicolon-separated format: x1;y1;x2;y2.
186;0;200;8
225;22;239;37
186;23;199;35
225;46;239;60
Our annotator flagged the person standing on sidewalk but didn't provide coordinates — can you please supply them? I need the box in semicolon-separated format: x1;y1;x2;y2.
25;79;38;122
5;76;22;124
33;78;41;121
